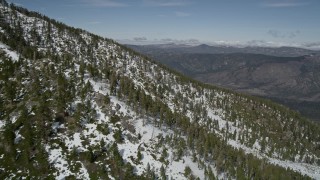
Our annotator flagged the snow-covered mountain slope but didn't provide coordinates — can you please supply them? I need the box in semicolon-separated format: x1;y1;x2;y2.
0;1;319;179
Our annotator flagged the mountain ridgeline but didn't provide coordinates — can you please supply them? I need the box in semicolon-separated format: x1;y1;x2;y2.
128;44;320;122
0;1;320;179
127;43;320;57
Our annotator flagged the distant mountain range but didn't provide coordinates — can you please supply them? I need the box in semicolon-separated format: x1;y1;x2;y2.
128;43;320;57
127;44;320;122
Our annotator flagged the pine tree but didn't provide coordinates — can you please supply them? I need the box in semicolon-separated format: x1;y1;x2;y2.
160;165;166;180
184;166;192;178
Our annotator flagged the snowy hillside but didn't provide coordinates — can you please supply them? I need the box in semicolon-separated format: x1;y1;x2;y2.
0;1;319;179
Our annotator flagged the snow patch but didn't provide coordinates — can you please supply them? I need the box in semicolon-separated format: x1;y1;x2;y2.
46;145;74;180
14;126;24;144
0;120;5;130
0;42;19;61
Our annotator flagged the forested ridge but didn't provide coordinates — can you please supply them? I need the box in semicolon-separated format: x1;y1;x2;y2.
0;1;319;179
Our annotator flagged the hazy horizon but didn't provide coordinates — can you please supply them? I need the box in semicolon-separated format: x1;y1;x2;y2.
8;0;320;49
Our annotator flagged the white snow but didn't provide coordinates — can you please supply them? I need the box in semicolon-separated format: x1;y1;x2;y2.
14;126;24;144
64;133;86;152
11;115;18;124
46;145;74;180
77;162;90;180
46;145;90;180
228;139;320;179
0;43;19;61
0;120;5;130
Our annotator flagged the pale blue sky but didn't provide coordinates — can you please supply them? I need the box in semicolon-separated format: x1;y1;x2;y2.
8;0;320;48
